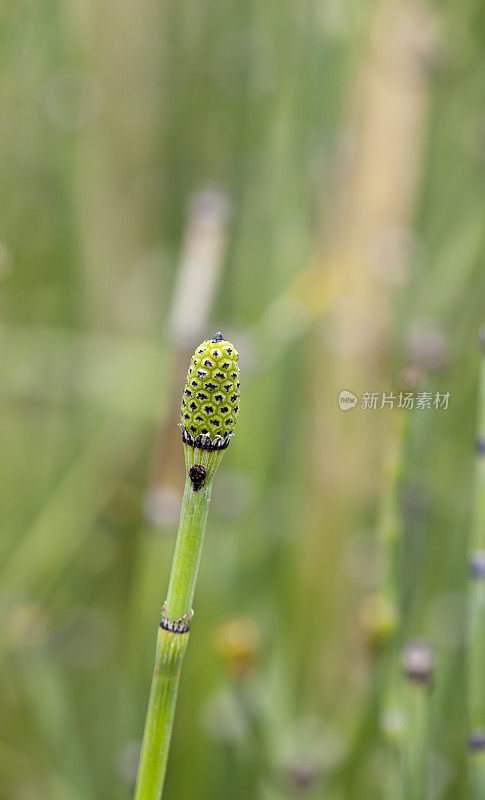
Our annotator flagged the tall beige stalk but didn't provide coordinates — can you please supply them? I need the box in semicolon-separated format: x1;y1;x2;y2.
298;0;438;703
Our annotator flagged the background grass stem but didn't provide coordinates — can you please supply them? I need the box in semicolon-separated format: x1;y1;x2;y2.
468;334;485;794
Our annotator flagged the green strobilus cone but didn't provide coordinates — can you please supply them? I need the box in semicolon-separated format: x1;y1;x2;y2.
134;333;240;800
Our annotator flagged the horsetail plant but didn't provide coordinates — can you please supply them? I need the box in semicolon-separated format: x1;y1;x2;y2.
346;412;404;795
375;366;423;644
400;639;434;800
353;366;433;800
468;330;485;796
134;333;240;800
351;374;413;776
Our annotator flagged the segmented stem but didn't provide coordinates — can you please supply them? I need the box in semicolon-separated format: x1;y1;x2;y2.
134;628;189;799
377;411;433;800
134;446;223;800
401;680;430;800
378;410;408;608
165;445;222;621
468;334;485;795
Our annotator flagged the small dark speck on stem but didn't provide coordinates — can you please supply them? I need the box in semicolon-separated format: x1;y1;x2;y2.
189;465;207;491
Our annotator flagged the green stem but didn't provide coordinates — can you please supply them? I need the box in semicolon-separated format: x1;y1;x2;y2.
133;627;189;799
343;411;408;798
468;336;485;794
134;442;225;800
401;682;429;800
378;410;408;608
378;411;407;799
165;471;212;620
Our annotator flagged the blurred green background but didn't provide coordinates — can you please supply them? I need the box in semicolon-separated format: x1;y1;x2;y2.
1;0;484;798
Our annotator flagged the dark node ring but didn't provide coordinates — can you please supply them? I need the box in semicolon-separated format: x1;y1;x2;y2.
477;438;485;457
160;603;194;634
468;731;485;752
181;426;231;452
470;551;485;579
160;617;190;634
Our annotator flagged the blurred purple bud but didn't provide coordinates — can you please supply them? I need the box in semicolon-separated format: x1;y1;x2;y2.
401;639;434;685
